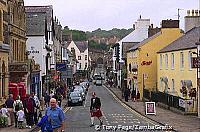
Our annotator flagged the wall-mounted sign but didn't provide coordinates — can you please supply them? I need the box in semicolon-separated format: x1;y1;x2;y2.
145;102;156;115
56;63;66;71
141;60;152;66
27;46;40;55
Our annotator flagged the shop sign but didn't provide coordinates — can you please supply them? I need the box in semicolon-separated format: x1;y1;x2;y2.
141;60;152;66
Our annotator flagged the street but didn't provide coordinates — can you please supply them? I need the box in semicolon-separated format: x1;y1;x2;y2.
64;83;161;132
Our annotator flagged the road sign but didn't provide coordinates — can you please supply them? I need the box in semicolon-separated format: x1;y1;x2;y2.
192;57;200;68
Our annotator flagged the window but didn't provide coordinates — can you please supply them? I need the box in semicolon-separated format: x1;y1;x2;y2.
171;79;175;95
160;78;163;92
129;63;131;72
78;56;81;60
180;52;184;69
79;63;81;69
165;54;168;69
188;51;192;70
85;63;87;69
85;55;87;60
171;53;174;69
160;54;162;69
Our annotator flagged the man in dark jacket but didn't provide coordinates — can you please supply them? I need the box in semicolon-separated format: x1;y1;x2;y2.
90;92;103;127
5;94;14;126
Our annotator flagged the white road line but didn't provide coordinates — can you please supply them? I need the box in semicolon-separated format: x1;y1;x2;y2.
103;85;157;126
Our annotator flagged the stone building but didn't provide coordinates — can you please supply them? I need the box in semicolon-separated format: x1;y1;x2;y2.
8;0;27;85
0;0;9;102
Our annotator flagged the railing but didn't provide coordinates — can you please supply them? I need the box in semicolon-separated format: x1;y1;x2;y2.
143;89;185;111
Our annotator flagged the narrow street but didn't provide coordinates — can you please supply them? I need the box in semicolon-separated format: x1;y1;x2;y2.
64;83;161;132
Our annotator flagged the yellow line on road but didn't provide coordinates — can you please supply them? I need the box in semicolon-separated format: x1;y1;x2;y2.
103;85;156;126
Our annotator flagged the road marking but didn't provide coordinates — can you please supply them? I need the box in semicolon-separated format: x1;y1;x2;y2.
103;85;156;126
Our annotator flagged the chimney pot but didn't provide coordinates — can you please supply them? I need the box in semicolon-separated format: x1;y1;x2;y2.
187;10;190;16
192;9;194;16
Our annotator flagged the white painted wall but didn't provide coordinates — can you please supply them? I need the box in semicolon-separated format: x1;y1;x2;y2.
67;41;89;71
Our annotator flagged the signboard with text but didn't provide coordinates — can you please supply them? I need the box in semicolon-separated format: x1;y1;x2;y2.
192;57;200;68
145;102;156;115
56;63;66;71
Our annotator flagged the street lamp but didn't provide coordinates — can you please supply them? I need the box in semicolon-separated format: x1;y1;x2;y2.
195;41;200;118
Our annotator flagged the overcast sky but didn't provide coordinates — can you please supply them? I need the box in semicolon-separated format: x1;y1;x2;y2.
24;0;199;31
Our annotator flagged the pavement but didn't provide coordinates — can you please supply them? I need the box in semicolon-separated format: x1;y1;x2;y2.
106;85;200;132
0;98;68;132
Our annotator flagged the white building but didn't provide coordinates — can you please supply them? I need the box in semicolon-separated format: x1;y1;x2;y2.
25;6;54;96
112;17;151;88
66;41;89;71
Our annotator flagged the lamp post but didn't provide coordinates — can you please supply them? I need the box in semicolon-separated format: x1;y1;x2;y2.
195;41;200;118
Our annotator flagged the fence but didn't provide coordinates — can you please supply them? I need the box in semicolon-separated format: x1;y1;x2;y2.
143;89;185;111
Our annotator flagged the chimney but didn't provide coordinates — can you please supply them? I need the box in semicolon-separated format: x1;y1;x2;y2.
195;10;199;16
161;19;179;28
187;10;190;16
192;9;194;16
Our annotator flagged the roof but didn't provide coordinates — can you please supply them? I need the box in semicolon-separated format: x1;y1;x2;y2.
118;28;148;44
26;12;46;36
158;27;200;53
74;41;88;53
128;32;161;51
25;6;53;33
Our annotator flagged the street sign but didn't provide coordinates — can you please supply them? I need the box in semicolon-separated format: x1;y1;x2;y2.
145;102;156;115
56;63;66;71
192;57;200;68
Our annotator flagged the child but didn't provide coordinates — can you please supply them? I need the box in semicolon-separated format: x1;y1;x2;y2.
16;108;24;129
0;104;10;127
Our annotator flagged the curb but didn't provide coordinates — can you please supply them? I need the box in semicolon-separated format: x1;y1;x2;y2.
105;85;178;132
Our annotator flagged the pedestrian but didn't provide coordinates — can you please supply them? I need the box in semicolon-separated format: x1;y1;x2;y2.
13;95;23;128
5;94;14;126
24;94;36;129
44;93;50;108
0;104;10;126
124;88;129;102
89;92;103;127
32;93;40;125
131;89;136;102
16;107;25;129
137;91;140;101
46;98;65;132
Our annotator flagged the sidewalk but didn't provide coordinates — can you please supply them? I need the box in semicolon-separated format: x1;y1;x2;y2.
107;85;200;132
0;98;68;132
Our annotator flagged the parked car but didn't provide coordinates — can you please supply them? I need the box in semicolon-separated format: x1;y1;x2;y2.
73;85;86;100
68;91;83;106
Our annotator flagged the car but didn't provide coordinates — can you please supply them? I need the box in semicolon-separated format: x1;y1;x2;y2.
73;85;86;100
96;77;102;86
68;91;83;106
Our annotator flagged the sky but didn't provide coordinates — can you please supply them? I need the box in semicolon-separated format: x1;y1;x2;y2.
24;0;199;32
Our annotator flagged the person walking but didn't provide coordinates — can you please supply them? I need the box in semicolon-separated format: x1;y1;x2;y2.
89;92;103;127
124;88;129;102
13;95;23;128
24;94;36;128
131;89;136;102
32;93;40;125
5;94;14;126
0;104;10;126
46;98;65;132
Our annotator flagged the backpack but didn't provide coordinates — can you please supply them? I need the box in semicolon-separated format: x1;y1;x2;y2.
15;101;22;112
37;114;52;132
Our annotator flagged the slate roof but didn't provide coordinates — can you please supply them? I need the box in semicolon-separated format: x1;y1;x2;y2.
128;32;161;51
158;27;200;53
74;41;88;53
26;12;46;36
25;6;53;36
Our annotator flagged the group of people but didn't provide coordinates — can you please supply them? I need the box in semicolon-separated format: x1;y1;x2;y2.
124;88;140;102
0;93;40;129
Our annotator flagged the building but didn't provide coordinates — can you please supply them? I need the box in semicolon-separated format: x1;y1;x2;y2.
0;0;9;102
25;5;54;95
66;41;89;71
127;20;182;99
185;10;200;32
157;27;200;113
112;17;151;89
